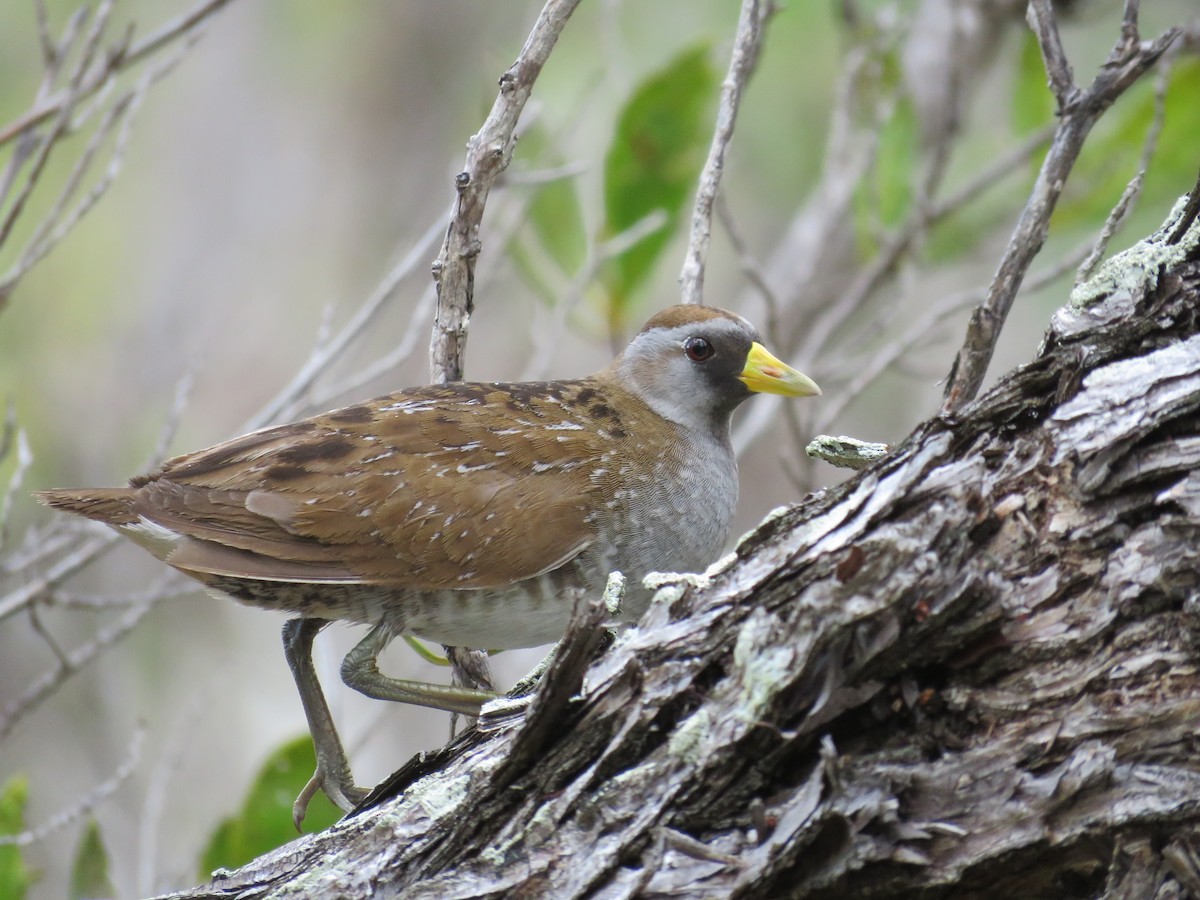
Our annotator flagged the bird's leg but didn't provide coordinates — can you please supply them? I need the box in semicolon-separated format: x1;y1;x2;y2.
445;645;495;737
508;643;558;698
341;622;498;716
281;618;368;828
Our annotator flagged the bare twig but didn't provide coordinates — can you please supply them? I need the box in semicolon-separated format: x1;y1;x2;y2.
0;533;116;623
520;210;668;381
0;0;237;310
1074;171;1145;287
308;288;438;409
0;589;163;740
928;123;1055;222
245;214;447;431
816;227;1097;436
0;1;114;256
39;584;193;611
679;0;776;305
137;685;213;894
941;0;1179;413
34;0;56;68
0;411;29;551
428;0;583;384
0;0;238;148
0;727;143;847
715;194;782;339
0;39;193;300
1075;54;1170;285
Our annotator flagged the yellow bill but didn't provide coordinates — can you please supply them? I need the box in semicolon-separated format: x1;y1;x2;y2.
739;342;821;397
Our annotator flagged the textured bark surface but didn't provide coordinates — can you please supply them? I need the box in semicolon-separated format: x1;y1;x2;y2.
163;217;1200;899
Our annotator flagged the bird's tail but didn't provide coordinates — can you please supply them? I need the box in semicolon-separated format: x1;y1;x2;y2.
34;489;139;526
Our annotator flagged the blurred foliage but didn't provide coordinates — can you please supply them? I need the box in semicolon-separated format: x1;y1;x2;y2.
854;95;919;256
507;124;587;306
69;819;115;900
1056;57;1200;232
599;45;717;332
0;776;35;899
200;735;341;877
1012;28;1057;136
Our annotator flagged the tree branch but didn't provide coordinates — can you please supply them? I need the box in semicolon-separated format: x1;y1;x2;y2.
941;0;1178;414
678;0;775;305
0;0;238;149
427;0;582;384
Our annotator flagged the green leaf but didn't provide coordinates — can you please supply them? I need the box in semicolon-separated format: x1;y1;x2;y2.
1012;28;1055;136
529;171;587;280
514;123;587;283
1055;58;1200;231
600;45;717;328
508;235;563;307
876;97;918;228
0;776;36;900
200;736;341;878
852;96;919;254
70;819;116;900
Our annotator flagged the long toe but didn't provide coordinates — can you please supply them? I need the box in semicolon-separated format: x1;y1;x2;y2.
293;767;369;830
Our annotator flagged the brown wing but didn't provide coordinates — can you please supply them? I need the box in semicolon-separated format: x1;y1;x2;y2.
125;381;607;589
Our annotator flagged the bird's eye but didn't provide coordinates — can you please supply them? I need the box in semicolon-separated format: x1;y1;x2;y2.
684;336;714;362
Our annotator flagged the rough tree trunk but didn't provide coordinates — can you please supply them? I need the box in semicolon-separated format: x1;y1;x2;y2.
166;203;1200;899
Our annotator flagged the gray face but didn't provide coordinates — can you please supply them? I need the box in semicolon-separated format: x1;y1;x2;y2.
617;313;761;436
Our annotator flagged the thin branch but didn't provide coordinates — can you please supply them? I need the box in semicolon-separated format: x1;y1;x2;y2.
678;0;775;305
137;685;214;895
0;589;163;740
39;585;194;611
245;214;447;431
519;210;667;381
941;1;1179;413
817;234;1096;433
428;0;583;384
927;122;1055;222
424;0;582;709
0;37;194;299
0;413;29;552
1075;53;1169;284
0;532;116;623
1074;172;1144;287
715;194;782;340
0;1;113;255
308;288;438;409
34;0;55;68
0;0;238;148
0;727;143;847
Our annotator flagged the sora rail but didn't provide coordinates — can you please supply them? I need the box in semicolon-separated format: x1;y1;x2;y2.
37;304;820;822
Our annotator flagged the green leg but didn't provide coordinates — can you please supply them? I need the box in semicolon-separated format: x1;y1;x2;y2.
341;622;497;716
281;618;368;828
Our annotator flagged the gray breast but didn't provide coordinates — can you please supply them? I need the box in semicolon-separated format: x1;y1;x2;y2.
592;428;738;621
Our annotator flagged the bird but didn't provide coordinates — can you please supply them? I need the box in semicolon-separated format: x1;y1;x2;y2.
36;304;820;822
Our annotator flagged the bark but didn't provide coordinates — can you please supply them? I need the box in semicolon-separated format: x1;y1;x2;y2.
163;203;1200;899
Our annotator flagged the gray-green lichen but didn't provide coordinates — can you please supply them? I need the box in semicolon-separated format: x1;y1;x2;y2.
405;767;472;819
732;609;796;722
602;570;627;616
806;435;890;470
1070;193;1200;308
642;570;709;607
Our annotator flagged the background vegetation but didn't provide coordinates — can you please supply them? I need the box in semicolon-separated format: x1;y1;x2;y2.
0;0;1195;895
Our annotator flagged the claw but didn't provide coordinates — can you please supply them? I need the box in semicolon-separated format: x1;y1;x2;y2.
293;765;369;830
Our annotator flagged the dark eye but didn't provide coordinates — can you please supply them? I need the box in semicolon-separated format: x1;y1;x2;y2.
684;336;714;362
